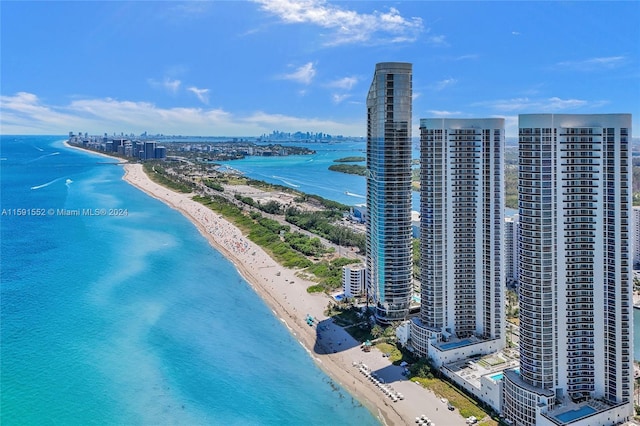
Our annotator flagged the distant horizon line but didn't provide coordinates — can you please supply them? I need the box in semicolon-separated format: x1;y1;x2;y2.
4;134;640;144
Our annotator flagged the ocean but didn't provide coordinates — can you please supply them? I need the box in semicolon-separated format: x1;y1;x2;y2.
0;136;379;425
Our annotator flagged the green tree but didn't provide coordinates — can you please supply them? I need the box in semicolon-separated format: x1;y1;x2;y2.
409;358;434;379
371;324;384;339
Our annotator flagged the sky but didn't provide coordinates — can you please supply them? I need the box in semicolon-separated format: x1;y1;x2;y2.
1;0;639;138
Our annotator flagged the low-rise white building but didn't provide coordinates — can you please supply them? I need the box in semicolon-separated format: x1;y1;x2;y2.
405;317;504;368
342;264;366;299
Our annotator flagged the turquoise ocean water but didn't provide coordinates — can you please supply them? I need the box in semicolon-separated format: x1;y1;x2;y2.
0;136;379;425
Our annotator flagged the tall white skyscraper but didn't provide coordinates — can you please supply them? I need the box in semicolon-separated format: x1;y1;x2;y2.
503;114;633;426
410;118;505;366
365;62;413;324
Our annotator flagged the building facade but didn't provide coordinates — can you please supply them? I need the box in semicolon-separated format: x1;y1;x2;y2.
342;264;366;299
143;141;157;160
410;118;505;366
365;62;413;324
502;114;633;426
633;207;640;269
505;215;519;286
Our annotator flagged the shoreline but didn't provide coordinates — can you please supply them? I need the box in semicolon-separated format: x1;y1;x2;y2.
63;140;128;162
121;163;403;425
62;142;467;425
121;163;467;426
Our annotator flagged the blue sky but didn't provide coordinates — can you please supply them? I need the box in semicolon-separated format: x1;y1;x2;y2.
1;1;638;137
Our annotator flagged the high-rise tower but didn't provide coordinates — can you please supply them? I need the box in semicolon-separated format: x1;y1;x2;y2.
502;114;633;426
410;118;505;366
366;62;413;324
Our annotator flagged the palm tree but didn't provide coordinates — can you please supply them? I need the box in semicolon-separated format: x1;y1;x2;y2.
371;324;383;339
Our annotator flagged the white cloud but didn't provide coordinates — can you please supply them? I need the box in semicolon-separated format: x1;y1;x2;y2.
254;0;423;45
326;76;358;90
281;62;317;84
148;77;182;94
511;31;521;36
431;77;457;91
545;97;588;109
473;96;608;112
326;76;357;104
332;93;351;103
187;86;210;104
245;110;362;134
426;35;448;46
453;54;478;61
170;2;211;16
501;115;519;137
0;92;364;136
158;2;212;20
477;97;535;112
1;92;87;134
427;110;462;117
555;56;626;71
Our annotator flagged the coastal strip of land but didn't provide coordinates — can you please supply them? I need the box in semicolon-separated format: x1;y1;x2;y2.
121;162;467;426
121;163;394;424
63;139;467;425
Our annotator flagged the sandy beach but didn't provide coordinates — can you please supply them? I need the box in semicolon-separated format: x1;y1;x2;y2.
63;140;127;161
121;162;467;426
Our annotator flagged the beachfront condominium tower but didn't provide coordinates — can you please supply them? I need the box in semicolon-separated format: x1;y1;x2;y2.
410;118;505;366
366;62;413;324
502;114;633;426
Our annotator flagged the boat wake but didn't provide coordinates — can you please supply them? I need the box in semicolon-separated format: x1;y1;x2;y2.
26;152;60;163
345;191;365;198
272;175;300;188
65;179;73;187
31;177;63;190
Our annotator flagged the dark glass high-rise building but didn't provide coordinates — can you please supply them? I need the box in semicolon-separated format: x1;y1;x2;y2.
365;62;413;324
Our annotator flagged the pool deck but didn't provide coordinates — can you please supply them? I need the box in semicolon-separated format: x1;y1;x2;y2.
551;405;596;423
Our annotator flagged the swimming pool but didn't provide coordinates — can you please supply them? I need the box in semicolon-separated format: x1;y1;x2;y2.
554;406;596;423
489;372;503;381
437;339;473;350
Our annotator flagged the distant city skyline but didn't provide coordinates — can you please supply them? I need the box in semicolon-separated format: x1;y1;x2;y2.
1;1;638;137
